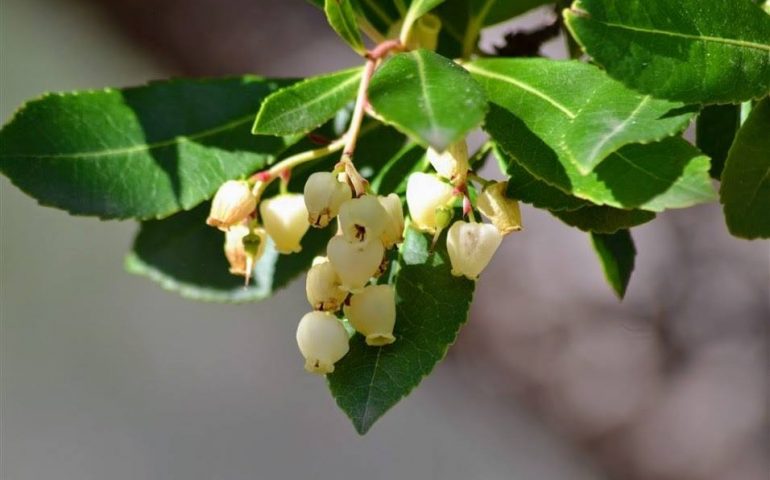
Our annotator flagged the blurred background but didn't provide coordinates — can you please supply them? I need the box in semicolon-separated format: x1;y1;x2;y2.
1;1;768;479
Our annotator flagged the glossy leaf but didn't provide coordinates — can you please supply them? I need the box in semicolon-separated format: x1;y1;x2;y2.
485;105;716;212
591;229;636;299
565;0;770;104
696;104;741;179
0;77;293;220
370;143;428;194
253;67;363;136
325;0;366;54
466;58;696;173
551;206;654;233
328;227;475;434
369;49;488;151
125;203;331;302
720;97;770;239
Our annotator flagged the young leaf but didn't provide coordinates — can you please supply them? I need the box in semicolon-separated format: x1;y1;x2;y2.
590;229;636;299
720;97;770;239
368;49;488;151
325;0;366;54
565;0;770;104
0;77;293;220
485;105;717;212
401;0;446;41
328;226;475;434
253;67;363;136
551;206;654;234
466;58;695;173
125;203;331;303
696;104;741;179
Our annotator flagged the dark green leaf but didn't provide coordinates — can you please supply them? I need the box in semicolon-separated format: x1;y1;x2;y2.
325;0;366;54
696;104;741;179
565;0;770;104
0;77;293;220
484;103;716;212
253;67;363;136
328;226;475;434
125;203;331;302
720;97;770;239
551;206;654;233
369;49;488;151
590;229;636;299
467;58;695;172
370;143;428;194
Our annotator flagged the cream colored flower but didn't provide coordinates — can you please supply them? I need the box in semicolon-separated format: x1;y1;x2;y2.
427;141;469;181
446;221;502;280
259;193;310;254
378;194;405;248
344;284;396;346
224;225;267;284
338;195;388;245
326;235;384;292
306;257;348;312
477;182;522;235
296;311;350;375
207;180;256;229
304;172;352;228
406;172;456;233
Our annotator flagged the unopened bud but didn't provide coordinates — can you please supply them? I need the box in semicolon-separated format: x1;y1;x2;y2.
259;193;310;254
306;258;348;312
404;14;442;51
224;225;266;283
338;195;388;245
344;284;396;346
296;311;350;375
434;206;454;230
446;221;502;280
207;180;256;229
378;194;405;248
427;141;469;181
406;173;456;233
327;235;384;292
304;172;353;228
477;182;522;235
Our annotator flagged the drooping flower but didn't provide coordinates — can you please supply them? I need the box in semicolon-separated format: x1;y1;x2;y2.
406;172;456;233
207;180;256;229
303;172;352;228
344;284;396;346
305;257;348;312
260;193;310;254
296;311;350;375
446;221;502;280
326;235;384;292
378;194;405;248
477;181;522;235
338;195;388;245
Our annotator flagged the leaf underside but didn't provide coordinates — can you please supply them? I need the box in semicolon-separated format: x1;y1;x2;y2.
591;229;637;299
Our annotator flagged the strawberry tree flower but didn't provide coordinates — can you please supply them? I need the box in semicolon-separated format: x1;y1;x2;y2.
259;193;310;254
326;234;384;292
426;141;469;181
477;181;523;235
338;195;388;244
378;193;405;248
344;284;397;346
406;172;457;233
224;224;267;285
303;171;352;228
305;257;348;312
446;221;502;280
206;180;257;229
296;311;350;375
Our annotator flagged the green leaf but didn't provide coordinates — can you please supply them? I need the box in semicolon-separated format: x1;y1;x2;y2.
484;103;716;213
125;203;331;302
253;67;363;136
401;0;446;39
466;58;696;173
369;49;488;151
370;142;428;194
696;104;741;179
328;226;475;434
564;0;770;104
591;229;636;299
720;97;770;239
551;206;654;233
0;77;293;220
325;0;367;54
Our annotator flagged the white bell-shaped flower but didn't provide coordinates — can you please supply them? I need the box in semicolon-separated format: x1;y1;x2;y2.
406;172;456;233
306;257;348;312
378;194;405;248
338;195;388;245
259;193;310;254
304;172;352;228
446;221;502;280
207;180;256;229
327;235;384;292
344;284;396;346
427;141;469;181
296;311;350;375
477;181;522;235
224;225;267;282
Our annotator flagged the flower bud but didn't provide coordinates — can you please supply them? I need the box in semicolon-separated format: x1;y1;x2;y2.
338;195;388;245
224;225;266;281
327;235;384;292
306;258;348;312
304;172;353;228
378;194;405;248
296;311;350;375
259;193;310;254
406;173;456;233
427;141;469;181
477;182;522;235
404;13;442;51
207;180;257;229
446;221;502;280
344;285;396;346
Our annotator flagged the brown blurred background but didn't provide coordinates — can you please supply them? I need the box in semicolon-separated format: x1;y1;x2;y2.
1;1;768;479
